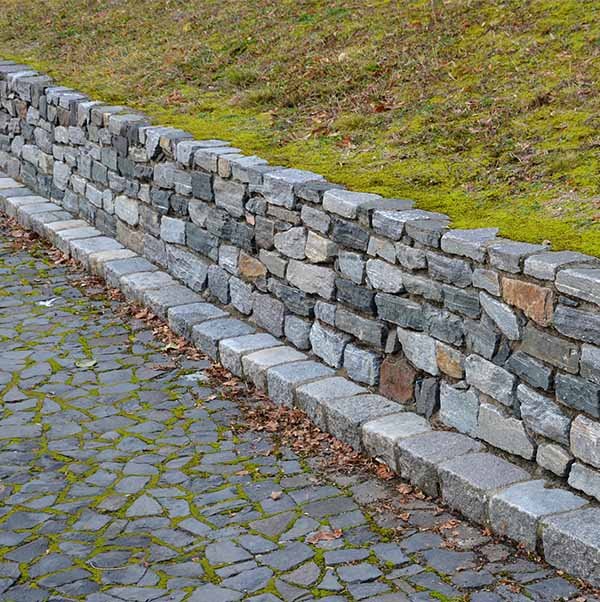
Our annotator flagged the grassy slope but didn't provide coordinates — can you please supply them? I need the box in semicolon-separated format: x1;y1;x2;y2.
1;0;599;253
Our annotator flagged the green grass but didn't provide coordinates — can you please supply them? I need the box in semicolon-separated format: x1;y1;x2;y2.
1;0;599;253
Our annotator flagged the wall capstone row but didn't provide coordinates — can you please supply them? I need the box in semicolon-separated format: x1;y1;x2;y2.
2;60;600;506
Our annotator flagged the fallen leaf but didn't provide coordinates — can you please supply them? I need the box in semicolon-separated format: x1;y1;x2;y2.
306;528;343;544
270;491;283;500
75;359;97;369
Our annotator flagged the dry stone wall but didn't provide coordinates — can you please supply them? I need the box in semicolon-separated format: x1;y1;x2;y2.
2;60;600;499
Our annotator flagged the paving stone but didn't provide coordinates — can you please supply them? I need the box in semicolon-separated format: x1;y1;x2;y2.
266;360;334;407
192;318;255;359
167;302;227;338
241;346;307;390
142;285;203;319
439;453;531;525
219;333;280;376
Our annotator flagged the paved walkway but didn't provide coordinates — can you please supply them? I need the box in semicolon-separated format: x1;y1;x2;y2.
0;224;590;602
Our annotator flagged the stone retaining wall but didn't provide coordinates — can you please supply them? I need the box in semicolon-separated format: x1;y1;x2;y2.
2;60;600;500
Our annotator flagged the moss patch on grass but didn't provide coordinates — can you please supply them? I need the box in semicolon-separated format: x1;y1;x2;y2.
1;0;598;253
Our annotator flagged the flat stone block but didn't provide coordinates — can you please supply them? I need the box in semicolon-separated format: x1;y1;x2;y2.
3;194;47;218
241;346;307;390
167;302;228;338
266;360;334;407
142;284;203;319
322;394;402;451
192;318;256;360
556;267;600;307
438;453;530;526
296;376;366;430
567;462;600;501
396;431;483;497
219;333;281;376
55;226;102;256
17;202;61;228
29;210;73;236
489;480;587;551
44;219;89;241
104;256;158;289
89;248;137;277
69;236;124;269
119;270;176;304
362;412;431;472
541;507;600;586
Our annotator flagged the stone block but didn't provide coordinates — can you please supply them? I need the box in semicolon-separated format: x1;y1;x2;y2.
371;208;447;241
305;231;337;263
570;415;600;469
335;308;386;347
441;228;498;262
465;354;515;406
53;225;101;255
165;245;209;293
284;315;312;350
258;250;286;278
439;382;480;436
567;462;600;501
536;443;573;478
472;268;501;296
427;252;472;288
252;292;285;337
186;222;219;261
104;256;158;289
16;201;61;228
362;412;431;471
242;346;307;390
489;480;586;551
415;377;440;418
192;318;256;360
207;265;230;304
435;342;465;379
541;507;600;586
323;394;402;451
296;376;366;429
488;240;548;274
218;244;239;275
335;277;375;314
119;270;175;304
397;328;438;376
266;360;334;407
262;168;324;209
274;226;306;259
368;236;397;263
375;294;425;331
402;272;442;302
396;431;483;497
114;195;139;226
556;373;600;418
505;351;551;391
69;236;124;269
301;204;330;234
167;302;227;338
517;384;570;445
322;188;381;218
309;321;351;368
395;242;427;270
160;216;185;244
287;260;335;299
214;177;246;218
405;219;448;247
427;304;466;347
438;452;530;525
554;304;600;345
314;301;336;326
229;277;254;315
479;292;520;340
338;251;365;284
524;250;595;281
365;259;404;293
521;324;579;373
442;285;480;318
581;344;600;385
343;344;382;386
331;217;369;251
502;277;553;326
219;333;280;376
89;248;136;277
556;267;600;307
142;285;203;320
476;402;535;460
271;281;315;317
378;354;417;403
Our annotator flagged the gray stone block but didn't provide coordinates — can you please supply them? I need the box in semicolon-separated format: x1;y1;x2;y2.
517;384;571;445
287;260;335;300
323;394;402;451
164;245;209;293
335;307;386;348
556;267;600;307
441;228;498;262
104;256;158;289
476;402;535;460
427;252;472;288
89;248;137;277
301;205;330;234
368;236;397;263
142;284;204;320
314;301;336;327
472;268;501;296
69;236;124;269
376;295;425;330
371;208;447;241
397;328;438;376
489;480;587;551
521;324;579;373
29;210;74;236
335;277;375;314
274;226;306;260
480;293;520;340
343;344;382;386
505;351;552;391
541;507;600;586
438;452;530;525
570;415;600;469
554;304;600;345
296;377;366;430
242;346;307;390
556;372;600;418
284;315;312;350
362;412;431;472
331;217;369;251
309;321;351;368
567;462;600;501
207;265;230;304
338;251;365;284
160;216;186;244
262;168;324;209
524;250;595;280
415;377;440;418
305;231;337;263
439;382;480;436
54;226;101;255
536;443;573;478
395;242;427;270
442;285;481;318
192;318;255;360
119;270;176;304
229;277;254;315
322;189;381;218
465;354;515;406
167;302;228;338
16;201;61;228
488;240;548;274
365;259;404;294
396;431;483;497
403;272;443;302
252;292;285;337
266;361;335;407
219;333;280;376
581;344;600;385
259;250;287;278
214;177;246;218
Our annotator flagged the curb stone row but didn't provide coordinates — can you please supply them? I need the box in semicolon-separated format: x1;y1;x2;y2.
1;174;600;587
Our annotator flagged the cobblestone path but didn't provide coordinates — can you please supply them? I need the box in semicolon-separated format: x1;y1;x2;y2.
0;227;592;602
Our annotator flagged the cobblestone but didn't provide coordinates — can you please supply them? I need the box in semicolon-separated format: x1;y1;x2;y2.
0;222;594;601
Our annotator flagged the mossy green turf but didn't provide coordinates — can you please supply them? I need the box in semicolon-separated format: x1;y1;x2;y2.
1;0;599;253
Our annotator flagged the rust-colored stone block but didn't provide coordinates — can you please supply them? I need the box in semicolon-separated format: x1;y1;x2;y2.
502;277;554;326
379;354;417;403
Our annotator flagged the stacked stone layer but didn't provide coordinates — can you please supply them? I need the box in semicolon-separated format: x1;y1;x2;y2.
2;60;600;581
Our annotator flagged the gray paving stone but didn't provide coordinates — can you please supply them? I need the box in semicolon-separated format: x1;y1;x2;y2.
142;285;203;319
167;302;227;338
119;270;175;303
266;360;334;407
241;346;307;390
192;318;256;360
219;333;281;376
